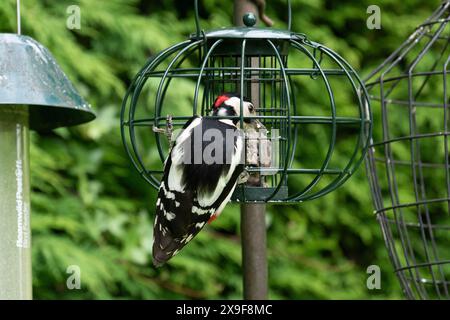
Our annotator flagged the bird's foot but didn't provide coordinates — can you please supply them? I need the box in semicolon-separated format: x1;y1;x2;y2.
152;114;174;145
237;171;250;184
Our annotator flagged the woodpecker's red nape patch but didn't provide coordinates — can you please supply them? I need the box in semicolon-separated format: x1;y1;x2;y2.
214;95;229;109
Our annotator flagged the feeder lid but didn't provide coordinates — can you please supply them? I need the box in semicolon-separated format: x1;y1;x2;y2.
191;27;294;40
0;33;96;131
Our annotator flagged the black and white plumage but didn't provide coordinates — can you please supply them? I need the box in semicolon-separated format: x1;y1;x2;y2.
152;93;255;267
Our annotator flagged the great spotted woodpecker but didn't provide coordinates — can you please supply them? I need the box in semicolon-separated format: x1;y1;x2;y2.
152;93;255;267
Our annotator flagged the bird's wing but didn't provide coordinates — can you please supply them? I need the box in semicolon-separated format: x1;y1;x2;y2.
152;117;244;266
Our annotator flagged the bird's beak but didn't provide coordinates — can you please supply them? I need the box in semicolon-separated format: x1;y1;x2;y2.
243;118;263;130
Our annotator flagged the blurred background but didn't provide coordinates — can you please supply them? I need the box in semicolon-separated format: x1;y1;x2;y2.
0;0;442;299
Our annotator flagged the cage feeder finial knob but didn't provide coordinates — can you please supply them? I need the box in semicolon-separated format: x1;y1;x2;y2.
243;12;257;27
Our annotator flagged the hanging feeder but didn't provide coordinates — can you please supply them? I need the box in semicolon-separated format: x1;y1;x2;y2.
121;0;372;204
0;11;95;299
366;1;450;300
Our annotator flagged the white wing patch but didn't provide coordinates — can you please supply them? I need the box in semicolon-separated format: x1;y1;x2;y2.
192;206;210;215
181;234;194;244
214;182;238;219
168;117;202;192
164;211;176;221
165;191;175;200
167;163;184;192
195;222;206;229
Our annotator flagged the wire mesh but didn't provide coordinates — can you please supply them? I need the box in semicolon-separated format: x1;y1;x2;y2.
365;0;450;300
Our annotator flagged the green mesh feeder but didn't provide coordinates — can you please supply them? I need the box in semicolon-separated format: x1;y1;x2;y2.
121;1;371;204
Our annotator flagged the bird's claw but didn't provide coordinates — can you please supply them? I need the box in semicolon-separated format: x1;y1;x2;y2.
152;115;174;146
237;171;250;184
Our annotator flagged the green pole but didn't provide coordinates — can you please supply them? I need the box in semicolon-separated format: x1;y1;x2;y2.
0;106;32;300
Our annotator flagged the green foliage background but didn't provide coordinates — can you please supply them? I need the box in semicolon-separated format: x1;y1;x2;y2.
0;0;441;299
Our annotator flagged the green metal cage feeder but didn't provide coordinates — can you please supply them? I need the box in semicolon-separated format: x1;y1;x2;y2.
121;1;372;203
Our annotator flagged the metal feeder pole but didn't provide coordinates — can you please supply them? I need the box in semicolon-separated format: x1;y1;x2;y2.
0;106;32;300
234;0;269;300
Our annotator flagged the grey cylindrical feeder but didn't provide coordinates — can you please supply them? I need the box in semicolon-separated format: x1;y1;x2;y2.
0;33;95;300
0;106;31;300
